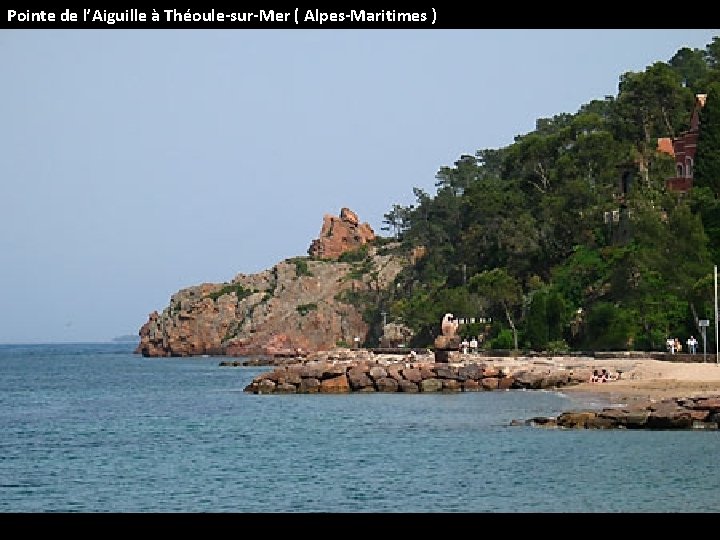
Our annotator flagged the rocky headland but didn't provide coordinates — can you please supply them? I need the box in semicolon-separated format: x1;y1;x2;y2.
136;208;412;358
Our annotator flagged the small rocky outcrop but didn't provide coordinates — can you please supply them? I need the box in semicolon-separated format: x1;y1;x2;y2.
308;208;376;260
517;395;720;430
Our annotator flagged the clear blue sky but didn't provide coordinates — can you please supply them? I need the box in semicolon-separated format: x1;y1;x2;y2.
2;29;718;343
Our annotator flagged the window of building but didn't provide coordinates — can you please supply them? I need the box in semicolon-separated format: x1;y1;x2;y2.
686;157;693;178
677;163;684;177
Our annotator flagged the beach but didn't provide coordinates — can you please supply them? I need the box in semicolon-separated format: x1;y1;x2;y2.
544;356;720;404
422;352;720;403
413;351;720;405
428;353;720;402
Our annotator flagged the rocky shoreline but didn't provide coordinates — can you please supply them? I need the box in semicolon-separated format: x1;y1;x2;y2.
515;395;720;430
238;349;720;430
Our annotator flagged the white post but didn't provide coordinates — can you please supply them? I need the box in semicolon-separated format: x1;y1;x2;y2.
715;265;719;364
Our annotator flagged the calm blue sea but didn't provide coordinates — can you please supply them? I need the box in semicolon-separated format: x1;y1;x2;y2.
1;343;719;513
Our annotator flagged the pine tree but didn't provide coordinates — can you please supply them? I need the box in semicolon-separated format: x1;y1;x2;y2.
694;83;720;195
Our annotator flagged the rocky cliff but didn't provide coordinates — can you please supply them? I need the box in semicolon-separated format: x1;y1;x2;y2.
137;209;410;357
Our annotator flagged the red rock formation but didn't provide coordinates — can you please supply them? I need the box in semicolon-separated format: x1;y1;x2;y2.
135;208;409;358
136;248;409;357
308;208;376;260
136;286;240;357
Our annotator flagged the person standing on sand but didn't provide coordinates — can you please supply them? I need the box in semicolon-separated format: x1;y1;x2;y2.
667;337;675;354
687;335;698;355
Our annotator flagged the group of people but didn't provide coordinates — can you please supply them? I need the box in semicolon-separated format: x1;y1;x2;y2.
590;368;619;383
666;336;699;355
460;337;480;354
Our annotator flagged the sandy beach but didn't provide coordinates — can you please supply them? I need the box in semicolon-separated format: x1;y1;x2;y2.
435;353;720;405
553;357;720;404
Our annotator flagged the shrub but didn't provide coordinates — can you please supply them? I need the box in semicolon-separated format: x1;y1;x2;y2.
546;340;570;354
208;285;254;302
338;245;369;263
491;329;515;350
296;303;318;316
292;258;313;277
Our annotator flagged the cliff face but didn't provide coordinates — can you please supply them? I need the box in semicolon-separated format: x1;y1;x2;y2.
137;209;408;357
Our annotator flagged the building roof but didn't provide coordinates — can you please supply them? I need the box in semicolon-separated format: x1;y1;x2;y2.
657;137;675;157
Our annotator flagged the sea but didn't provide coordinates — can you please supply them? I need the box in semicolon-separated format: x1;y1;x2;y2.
1;342;719;513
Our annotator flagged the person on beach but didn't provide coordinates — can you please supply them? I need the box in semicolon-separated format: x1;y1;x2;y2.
687;335;698;355
469;336;478;354
590;369;600;383
667;337;676;354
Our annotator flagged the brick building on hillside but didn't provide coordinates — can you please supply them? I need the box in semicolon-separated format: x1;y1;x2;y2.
659;93;707;193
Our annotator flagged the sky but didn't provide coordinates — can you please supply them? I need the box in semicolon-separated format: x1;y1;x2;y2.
2;29;719;344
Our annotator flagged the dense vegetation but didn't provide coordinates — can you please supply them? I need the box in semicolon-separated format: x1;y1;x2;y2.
368;37;720;352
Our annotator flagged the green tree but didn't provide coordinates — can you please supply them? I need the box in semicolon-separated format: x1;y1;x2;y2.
525;290;549;351
582;302;636;350
546;291;567;342
459;176;537;275
381;204;411;240
690;187;720;266
469;268;522;351
435;154;478;196
611;62;693;184
705;36;720;69
669;47;708;92
694;83;720;195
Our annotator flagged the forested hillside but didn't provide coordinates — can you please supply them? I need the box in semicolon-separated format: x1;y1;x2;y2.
370;37;720;352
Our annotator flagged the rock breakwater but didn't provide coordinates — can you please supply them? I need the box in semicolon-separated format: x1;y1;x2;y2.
242;353;590;394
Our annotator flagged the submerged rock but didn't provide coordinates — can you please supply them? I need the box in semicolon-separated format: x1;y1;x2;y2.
519;395;720;431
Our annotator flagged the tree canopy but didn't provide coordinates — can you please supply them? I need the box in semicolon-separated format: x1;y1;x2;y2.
370;36;720;352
